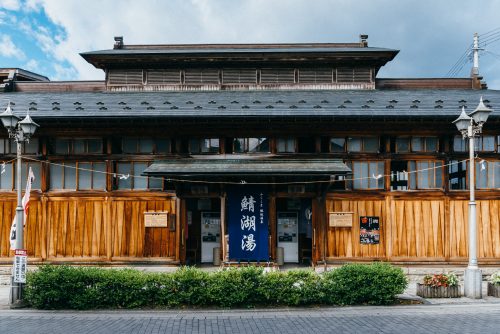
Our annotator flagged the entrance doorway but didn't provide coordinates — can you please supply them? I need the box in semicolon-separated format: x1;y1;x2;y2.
185;198;221;264
276;198;313;264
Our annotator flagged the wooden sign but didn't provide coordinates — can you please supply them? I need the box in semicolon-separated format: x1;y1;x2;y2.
329;212;353;227
144;211;169;227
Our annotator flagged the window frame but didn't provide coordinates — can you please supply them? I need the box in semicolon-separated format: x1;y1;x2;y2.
188;138;220;154
53;138;104;155
115;161;164;191
346;136;379;153
390;160;444;191
233;137;269;154
49;161;107;191
121;137;171;154
348;160;385;190
276;137;297;153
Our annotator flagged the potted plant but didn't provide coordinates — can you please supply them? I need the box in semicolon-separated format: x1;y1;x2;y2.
487;271;500;297
416;273;460;298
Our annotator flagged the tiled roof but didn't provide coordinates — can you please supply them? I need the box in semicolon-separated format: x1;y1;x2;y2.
1;89;499;119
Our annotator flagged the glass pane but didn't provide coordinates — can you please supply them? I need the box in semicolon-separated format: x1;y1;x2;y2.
139;139;154;153
247;138;260;152
73;139;85;154
78;162;92;190
482;136;495;151
0;139;5;154
410;137;421;152
149;175;163;190
117;163;132;189
55;139;69;154
233;138;244;153
397;137;410;152
453;136;466;152
19;163;41;189
435;161;443;188
0;162;13;189
353;162;362;189
476;161;488;188
63;162;76;189
494;163;500;188
347;137;361;152
425;137;438;152
409;161;416;189
417;162;429;189
208;139;219;153
122;138;137;153
363;137;379;152
377;162;385;189
155;139;170;153
24;138;39;154
277;138;286;152
50;164;63;189
257;138;269;152
189;139;200;153
201;139;210;153
87;139;102;154
330;138;345;152
93;163;106;190
133;162;148;189
9;140;16;153
361;162;368;188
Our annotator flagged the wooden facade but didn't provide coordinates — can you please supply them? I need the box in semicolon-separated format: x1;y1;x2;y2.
1;37;499;266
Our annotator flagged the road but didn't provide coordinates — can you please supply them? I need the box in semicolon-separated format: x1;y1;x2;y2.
0;303;499;334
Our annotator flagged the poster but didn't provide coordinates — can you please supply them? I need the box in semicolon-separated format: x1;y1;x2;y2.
227;186;269;261
360;216;380;244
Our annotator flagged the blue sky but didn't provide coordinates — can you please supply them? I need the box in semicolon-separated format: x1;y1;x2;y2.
1;0;500;89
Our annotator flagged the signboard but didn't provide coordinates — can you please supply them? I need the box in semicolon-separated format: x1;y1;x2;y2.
13;249;27;283
360;216;380;244
329;212;353;227
144;211;169;227
227;186;269;261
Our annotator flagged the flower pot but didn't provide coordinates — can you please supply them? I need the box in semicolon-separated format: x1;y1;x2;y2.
487;283;500;297
416;283;461;298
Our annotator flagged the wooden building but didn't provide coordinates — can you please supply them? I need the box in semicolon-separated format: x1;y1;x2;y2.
1;35;499;266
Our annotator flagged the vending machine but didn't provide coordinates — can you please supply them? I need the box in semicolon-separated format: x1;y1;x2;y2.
200;212;221;263
277;212;298;263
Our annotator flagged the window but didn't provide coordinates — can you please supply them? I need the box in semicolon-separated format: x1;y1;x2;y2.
347;137;379;152
476;160;500;189
390;160;443;190
233;138;269;153
396;137;438;153
122;138;170;154
330;138;345;152
0;162;13;189
449;160;467;190
189;138;220;154
0;162;43;190
348;161;384;190
116;162;163;190
53;138;103;154
0;138;39;154
453;135;495;152
50;162;106;190
276;138;296;153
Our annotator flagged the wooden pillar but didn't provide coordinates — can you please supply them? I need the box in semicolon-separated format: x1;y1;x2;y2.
220;194;227;262
175;196;182;262
269;195;276;261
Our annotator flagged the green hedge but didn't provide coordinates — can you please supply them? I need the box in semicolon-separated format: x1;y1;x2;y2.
25;263;407;309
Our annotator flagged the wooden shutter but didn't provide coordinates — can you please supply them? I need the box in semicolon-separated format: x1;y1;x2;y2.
108;69;143;85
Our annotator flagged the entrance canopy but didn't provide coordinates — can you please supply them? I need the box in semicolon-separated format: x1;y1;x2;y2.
142;158;351;178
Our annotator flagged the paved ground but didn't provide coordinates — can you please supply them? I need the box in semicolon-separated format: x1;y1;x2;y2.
0;303;499;334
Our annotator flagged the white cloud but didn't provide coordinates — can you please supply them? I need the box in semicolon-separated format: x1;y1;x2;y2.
0;34;26;59
11;0;500;88
0;0;20;10
24;58;39;71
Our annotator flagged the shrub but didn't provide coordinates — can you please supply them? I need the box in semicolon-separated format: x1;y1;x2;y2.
422;273;458;288
322;263;408;305
25;263;408;309
490;271;500;286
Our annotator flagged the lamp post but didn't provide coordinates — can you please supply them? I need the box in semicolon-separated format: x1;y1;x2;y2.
452;97;493;299
0;102;39;306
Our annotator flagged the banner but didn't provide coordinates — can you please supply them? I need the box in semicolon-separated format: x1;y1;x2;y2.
227;186;269;261
10;167;35;250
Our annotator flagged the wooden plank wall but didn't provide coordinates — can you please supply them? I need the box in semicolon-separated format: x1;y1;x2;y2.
326;198;386;259
0;194;177;262
325;196;500;263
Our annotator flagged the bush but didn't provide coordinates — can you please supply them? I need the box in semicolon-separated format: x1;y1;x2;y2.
490;271;500;286
25;263;408;309
322;263;408;305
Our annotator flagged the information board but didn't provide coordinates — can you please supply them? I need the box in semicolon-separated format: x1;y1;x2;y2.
13;249;27;283
329;212;353;227
359;216;380;244
144;211;169;227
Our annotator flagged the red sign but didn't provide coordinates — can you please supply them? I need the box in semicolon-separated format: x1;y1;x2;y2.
14;249;27;256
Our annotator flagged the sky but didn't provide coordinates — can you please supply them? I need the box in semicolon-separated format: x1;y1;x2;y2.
1;0;500;89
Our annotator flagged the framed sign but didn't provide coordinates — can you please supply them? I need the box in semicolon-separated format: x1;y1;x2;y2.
329;212;353;227
360;216;380;244
144;211;169;228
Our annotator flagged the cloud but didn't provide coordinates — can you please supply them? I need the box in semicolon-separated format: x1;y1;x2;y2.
0;34;26;59
24;58;39;71
6;0;500;88
0;0;20;10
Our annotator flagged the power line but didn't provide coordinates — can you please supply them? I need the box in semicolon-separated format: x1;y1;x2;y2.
446;44;472;77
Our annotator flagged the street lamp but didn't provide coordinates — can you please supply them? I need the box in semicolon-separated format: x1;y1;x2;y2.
0;102;39;306
452;97;493;299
